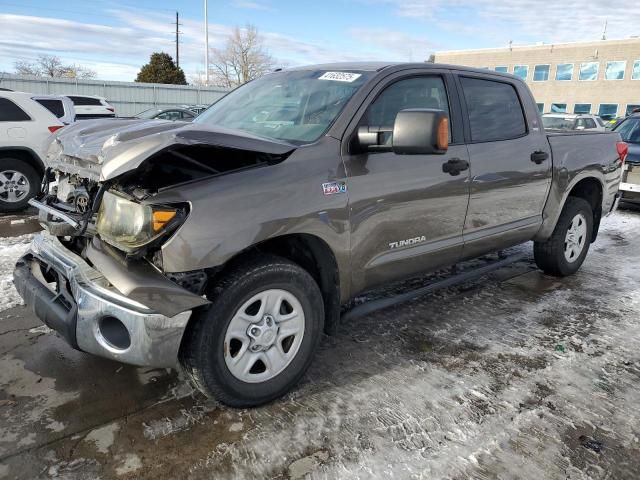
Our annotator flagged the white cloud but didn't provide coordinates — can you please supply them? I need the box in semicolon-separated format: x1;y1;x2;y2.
349;28;438;61
230;0;271;10
380;0;640;44
0;11;368;81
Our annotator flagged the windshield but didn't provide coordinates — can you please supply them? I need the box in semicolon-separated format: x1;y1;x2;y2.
542;116;576;130
614;117;640;143
136;108;161;119
194;70;371;144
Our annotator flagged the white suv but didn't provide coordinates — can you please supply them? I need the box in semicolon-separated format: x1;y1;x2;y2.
0;91;64;212
65;95;115;119
542;113;607;132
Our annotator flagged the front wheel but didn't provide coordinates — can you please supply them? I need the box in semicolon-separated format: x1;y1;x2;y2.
179;255;324;407
534;197;593;277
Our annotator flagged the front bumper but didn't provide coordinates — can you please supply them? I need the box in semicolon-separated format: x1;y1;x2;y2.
13;232;192;368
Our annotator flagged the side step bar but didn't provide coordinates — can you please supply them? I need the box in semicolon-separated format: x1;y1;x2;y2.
341;252;528;322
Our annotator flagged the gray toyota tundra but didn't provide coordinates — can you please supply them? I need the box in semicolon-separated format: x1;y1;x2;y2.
14;63;626;407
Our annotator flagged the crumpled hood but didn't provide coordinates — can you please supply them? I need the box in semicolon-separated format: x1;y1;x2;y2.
47;118;296;181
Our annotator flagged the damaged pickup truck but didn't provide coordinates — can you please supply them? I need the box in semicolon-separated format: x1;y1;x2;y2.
14;63;625;407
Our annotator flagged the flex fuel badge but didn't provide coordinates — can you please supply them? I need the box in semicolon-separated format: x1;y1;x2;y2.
322;181;347;196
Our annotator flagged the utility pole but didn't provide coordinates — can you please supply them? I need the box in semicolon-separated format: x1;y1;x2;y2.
204;0;209;85
175;11;182;68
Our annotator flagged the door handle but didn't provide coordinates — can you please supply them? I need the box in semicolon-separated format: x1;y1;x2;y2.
531;151;549;164
442;158;469;176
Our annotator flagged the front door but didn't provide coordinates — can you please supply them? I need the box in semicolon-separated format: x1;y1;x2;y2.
343;71;471;294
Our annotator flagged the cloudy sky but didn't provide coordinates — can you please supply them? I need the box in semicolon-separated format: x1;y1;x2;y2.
0;0;636;82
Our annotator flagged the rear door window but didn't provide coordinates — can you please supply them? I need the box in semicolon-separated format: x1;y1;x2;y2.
0;98;31;121
460;77;527;142
35;99;65;118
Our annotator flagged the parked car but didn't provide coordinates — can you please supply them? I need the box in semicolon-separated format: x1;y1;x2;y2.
16;63;624;407
0;91;65;212
613;114;640;204
542;113;606;132
65;95;115;119
185;104;209;115
32;95;76;125
134;107;197;122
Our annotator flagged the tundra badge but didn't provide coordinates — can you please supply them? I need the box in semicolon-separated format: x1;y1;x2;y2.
389;236;427;249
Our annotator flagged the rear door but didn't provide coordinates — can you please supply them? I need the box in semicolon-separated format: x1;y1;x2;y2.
0;97;32;145
456;75;552;257
343;69;471;293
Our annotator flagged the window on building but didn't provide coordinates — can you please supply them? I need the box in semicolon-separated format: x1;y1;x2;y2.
605;61;626;80
495;66;508;73
536;103;544;113
632;60;640;80
555;63;573;81
459;77;527;142
533;65;550;81
551;103;567;113
598;104;618;120
513;65;528;81
0;98;31;121
626;104;640;116
579;62;599;81
574;103;591;114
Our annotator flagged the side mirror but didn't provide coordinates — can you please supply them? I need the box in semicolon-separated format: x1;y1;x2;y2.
392;109;449;155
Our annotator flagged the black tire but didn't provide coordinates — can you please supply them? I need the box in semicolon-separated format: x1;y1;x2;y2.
179;255;324;407
0;157;41;213
534;197;593;277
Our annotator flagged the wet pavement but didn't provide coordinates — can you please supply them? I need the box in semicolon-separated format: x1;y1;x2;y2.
1;210;639;479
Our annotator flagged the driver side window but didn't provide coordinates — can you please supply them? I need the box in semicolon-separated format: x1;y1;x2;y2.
362;75;452;142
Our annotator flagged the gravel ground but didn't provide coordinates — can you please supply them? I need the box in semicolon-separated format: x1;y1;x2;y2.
0;209;638;479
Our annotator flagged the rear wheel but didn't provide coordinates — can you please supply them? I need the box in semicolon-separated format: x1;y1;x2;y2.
180;255;324;407
0;157;40;213
534;197;593;276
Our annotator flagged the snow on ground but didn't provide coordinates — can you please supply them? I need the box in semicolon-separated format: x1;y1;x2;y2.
0;234;33;312
1;210;639;479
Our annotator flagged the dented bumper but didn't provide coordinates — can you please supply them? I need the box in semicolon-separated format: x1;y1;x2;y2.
13;232;207;368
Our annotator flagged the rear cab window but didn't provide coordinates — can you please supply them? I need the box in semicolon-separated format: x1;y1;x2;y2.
459;76;527;142
0;98;31;121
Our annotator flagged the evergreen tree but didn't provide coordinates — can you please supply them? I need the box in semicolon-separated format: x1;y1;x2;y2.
135;53;187;85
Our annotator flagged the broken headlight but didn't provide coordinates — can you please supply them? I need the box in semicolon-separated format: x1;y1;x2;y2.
96;190;182;252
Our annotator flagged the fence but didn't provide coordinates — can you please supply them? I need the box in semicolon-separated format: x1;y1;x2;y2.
0;73;229;116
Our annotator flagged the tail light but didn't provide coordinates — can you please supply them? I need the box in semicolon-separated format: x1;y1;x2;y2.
48;125;64;133
616;141;628;164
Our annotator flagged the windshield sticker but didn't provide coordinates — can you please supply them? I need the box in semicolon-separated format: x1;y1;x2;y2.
318;72;362;82
322;181;347;195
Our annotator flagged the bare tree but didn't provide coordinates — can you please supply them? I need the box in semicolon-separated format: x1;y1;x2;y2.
14;55;97;79
209;25;275;88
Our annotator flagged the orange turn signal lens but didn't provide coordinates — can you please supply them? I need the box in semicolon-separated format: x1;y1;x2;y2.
437;117;449;151
152;210;176;232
